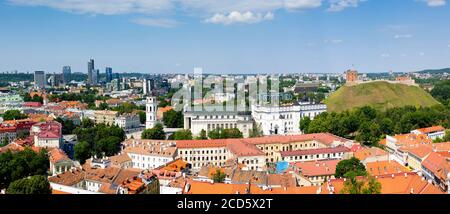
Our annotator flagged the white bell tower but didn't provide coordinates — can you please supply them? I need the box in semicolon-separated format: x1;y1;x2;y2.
145;96;158;129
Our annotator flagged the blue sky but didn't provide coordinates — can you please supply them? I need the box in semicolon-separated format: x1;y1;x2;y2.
1;0;449;74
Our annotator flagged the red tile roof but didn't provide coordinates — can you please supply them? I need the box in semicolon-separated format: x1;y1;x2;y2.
280;146;350;157
0;125;17;133
23;102;42;107
227;141;264;157
176;133;352;149
291;159;339;177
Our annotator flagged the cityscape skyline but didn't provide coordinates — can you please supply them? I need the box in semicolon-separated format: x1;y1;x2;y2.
1;0;450;74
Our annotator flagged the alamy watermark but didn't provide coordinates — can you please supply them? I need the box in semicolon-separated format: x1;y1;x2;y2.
170;69;292;112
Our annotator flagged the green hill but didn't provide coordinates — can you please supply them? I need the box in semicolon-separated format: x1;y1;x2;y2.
324;81;440;112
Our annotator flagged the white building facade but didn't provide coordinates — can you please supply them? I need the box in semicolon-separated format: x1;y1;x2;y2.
251;102;326;136
145;96;158;129
183;111;254;138
115;114;141;130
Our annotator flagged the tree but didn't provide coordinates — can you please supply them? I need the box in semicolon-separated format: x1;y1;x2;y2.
196;129;208;140
94;136;122;157
221;128;243;139
80;117;95;129
138;111;146;124
431;80;450;104
6;175;51;194
0;148;49;189
208;128;243;139
335;157;367;178
172;130;193;140
74;141;91;164
2;110;28;120
1;138;9;147
98;102;109;110
56;117;75;135
212;169;226;183
208;129;222;139
300;117;311;133
249;122;263;138
158;100;170;108
340;174;381;194
162;110;184;128
443;130;450;142
141;123;166;140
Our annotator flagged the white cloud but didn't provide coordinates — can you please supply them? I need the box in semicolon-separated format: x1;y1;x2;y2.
419;0;446;7
327;0;366;12
394;34;413;39
381;53;390;58
205;11;274;25
324;39;343;44
132;18;180;28
8;0;325;15
419;52;425;56
448;44;450;48
8;0;173;15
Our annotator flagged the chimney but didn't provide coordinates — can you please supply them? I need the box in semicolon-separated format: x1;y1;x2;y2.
404;173;407;178
410;188;414;194
392;174;395;178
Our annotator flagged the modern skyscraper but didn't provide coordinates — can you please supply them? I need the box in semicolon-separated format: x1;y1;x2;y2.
87;59;95;85
92;69;99;85
62;66;71;84
143;78;154;95
34;71;45;89
105;67;113;83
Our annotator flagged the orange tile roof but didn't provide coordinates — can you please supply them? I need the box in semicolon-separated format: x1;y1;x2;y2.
415;126;445;134
432;142;450;152
109;153;132;166
406;144;433;159
366;160;410;176
354;147;388;161
52;189;72;194
267;174;296;187
323;172;444;194
292;159;340;177
185;180;322;194
156;158;189;172
391;133;432;147
185;180;248;194
422;152;448;180
227;141;264;157
0;142;25;154
49;148;71;164
119;177;146;194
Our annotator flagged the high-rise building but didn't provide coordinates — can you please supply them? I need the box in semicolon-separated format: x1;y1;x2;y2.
34;71;46;89
142;78;154;95
105;67;113;83
92;69;99;85
62;66;71;84
96;69;100;84
87;59;95;85
49;73;63;87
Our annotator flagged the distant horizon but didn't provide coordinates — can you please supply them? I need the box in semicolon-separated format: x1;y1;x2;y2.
2;66;448;76
1;0;450;74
